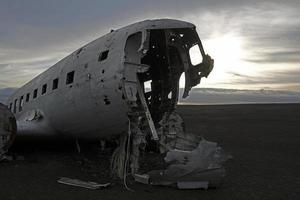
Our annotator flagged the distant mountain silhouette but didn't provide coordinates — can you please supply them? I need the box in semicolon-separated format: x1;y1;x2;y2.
179;88;300;104
0;88;17;104
1;87;300;105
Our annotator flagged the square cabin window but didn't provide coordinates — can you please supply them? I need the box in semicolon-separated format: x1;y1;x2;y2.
13;99;17;113
42;84;47;95
66;71;75;85
33;89;38;99
98;50;109;62
26;93;30;102
19;96;24;112
52;78;59;90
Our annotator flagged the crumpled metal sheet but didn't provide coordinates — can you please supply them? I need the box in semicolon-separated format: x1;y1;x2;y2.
144;139;230;189
147;168;226;189
164;139;229;177
139;111;231;189
158;112;200;153
57;177;111;190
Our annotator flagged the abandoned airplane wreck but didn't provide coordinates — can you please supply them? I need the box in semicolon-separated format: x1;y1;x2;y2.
1;19;230;189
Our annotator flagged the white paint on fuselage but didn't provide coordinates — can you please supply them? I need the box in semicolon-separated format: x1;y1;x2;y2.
7;19;195;139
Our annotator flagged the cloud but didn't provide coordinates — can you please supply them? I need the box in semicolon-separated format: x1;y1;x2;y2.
229;69;300;85
236;5;300;65
219;68;300;92
0;0;300;91
0;57;59;88
179;88;300;104
245;50;300;64
0;87;16;104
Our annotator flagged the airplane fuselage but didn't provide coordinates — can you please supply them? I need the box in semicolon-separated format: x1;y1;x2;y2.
6;19;213;140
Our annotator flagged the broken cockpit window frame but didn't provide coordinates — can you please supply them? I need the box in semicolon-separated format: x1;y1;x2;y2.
115;27;214;180
165;28;214;98
122;27;212;131
189;44;203;66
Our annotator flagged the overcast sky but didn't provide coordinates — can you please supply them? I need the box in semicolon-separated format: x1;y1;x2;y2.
0;0;299;91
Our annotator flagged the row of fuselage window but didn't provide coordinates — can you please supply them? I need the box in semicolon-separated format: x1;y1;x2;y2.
8;49;110;114
8;70;75;114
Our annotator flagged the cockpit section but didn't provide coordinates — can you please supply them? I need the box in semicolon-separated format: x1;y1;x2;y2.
123;28;214;123
117;27;214;178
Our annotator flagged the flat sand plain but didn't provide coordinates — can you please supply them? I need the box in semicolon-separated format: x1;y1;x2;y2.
1;104;300;200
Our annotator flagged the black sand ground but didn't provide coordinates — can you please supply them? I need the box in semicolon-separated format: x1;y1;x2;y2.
1;104;300;200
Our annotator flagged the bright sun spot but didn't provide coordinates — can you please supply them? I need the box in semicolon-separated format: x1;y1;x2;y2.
180;34;248;89
189;44;203;65
203;34;244;82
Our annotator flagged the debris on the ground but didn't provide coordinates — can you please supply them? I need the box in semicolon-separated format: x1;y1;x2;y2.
110;110;231;189
133;111;231;189
0;154;13;162
133;174;150;184
0;154;25;162
57;177;111;189
147;167;226;189
158;112;201;153
177;181;209;190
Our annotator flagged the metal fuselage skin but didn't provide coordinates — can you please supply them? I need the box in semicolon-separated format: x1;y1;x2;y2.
7;19;208;140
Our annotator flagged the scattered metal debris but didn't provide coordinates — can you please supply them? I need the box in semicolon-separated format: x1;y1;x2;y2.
133;138;229;189
112;108;230;189
158;112;200;153
57;177;111;190
133;174;149;184
110;26;217;187
177;181;209;190
0;155;13;162
130;110;231;189
112;32;219;188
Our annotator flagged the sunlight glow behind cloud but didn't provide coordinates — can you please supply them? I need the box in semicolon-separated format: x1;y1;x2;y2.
203;34;244;84
0;0;299;91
